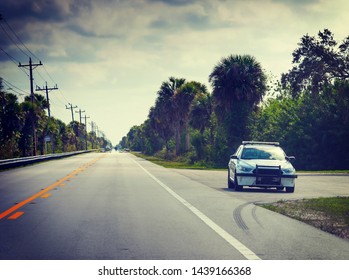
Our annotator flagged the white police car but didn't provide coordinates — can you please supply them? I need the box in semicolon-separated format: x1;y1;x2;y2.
228;141;297;192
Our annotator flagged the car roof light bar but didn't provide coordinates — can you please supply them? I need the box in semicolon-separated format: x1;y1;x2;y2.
242;141;280;146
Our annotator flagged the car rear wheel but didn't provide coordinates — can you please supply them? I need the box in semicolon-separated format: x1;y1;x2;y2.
285;186;295;193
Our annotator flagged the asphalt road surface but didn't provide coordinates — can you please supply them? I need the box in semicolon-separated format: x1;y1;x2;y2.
0;151;348;260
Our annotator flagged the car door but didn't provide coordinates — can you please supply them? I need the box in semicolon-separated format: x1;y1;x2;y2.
229;145;242;179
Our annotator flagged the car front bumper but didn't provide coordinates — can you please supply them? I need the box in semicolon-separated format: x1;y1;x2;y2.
236;173;297;188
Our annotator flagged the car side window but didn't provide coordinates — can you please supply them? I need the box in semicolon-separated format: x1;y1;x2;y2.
234;145;243;158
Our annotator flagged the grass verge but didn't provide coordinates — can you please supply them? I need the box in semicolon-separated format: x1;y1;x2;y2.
131;152;349;173
261;197;349;240
298;170;349;174
131;152;222;170
131;152;349;240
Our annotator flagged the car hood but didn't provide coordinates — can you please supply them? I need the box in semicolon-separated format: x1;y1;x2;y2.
239;159;294;169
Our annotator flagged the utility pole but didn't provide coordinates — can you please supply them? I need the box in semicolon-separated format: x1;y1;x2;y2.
75;108;85;124
18;57;43;156
83;115;90;150
36;82;58;154
74;108;85;150
19;58;43;106
66;103;78;150
90;121;95;149
66;103;78;124
36;82;58;118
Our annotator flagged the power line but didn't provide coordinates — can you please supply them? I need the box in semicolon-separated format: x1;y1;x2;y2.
0;14;56;99
1;78;30;95
42;65;71;104
0;20;29;58
0;46;20;64
0;14;72;113
42;64;58;86
2;18;51;89
0;14;107;145
34;68;47;85
0;47;30;77
2;17;41;61
50;91;67;106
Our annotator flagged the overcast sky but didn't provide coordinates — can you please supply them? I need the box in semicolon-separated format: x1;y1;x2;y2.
1;0;348;144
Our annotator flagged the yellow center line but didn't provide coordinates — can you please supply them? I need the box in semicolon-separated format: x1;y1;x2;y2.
8;212;24;220
0;154;106;220
41;193;52;199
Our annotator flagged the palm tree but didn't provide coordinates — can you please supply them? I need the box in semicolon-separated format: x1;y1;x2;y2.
209;54;266;120
209;54;267;147
0;86;23;158
19;94;48;156
150;77;186;156
174;81;208;153
190;89;212;134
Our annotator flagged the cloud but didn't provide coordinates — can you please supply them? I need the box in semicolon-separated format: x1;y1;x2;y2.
147;0;199;6
1;0;79;22
272;0;319;5
1;0;349;142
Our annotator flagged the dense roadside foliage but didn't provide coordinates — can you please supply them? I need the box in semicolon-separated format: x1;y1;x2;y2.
250;81;349;170
121;29;349;170
120;29;349;170
0;81;111;159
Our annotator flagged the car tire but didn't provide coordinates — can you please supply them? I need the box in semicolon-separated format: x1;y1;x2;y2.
234;174;243;191
228;169;234;189
286;186;295;193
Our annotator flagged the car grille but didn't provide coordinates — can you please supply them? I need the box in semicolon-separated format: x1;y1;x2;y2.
254;165;282;186
254;167;282;176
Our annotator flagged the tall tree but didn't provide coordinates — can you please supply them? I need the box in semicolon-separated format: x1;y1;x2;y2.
209;54;267;148
150;77;186;156
281;29;349;97
190;92;214;161
18;94;48;156
174;81;208;153
0;81;23;158
190;92;212;134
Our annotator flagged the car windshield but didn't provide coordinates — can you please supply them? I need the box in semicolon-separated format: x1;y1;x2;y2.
240;146;285;161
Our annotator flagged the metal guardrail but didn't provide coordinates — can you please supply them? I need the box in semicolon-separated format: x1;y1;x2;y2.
0;150;99;170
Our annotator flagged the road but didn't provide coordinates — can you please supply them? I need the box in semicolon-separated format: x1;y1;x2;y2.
172;169;349;203
0;151;348;260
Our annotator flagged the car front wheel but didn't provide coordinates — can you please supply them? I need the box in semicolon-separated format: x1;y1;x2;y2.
285;186;295;193
228;169;234;189
234;174;243;191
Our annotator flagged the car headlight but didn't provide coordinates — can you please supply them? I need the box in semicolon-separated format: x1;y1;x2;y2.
237;164;254;173
282;167;295;174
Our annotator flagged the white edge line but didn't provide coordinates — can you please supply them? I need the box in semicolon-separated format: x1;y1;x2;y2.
131;157;261;260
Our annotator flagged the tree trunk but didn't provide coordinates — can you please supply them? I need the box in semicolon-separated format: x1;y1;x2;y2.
184;121;190;152
175;124;181;155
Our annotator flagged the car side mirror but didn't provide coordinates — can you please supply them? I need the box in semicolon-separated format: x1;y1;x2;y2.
230;155;238;159
286;156;295;161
